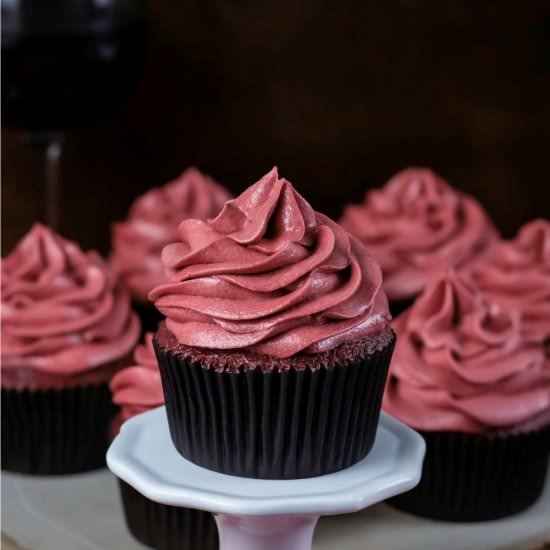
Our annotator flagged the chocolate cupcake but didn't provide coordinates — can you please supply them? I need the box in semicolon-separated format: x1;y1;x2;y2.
340;167;498;316
150;167;395;479
110;167;232;333
1;224;140;474
468;218;550;345
383;270;550;521
110;334;217;550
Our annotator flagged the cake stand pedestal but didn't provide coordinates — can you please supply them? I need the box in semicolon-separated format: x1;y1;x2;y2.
107;407;425;550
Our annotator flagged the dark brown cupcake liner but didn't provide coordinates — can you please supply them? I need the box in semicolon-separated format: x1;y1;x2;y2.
1;383;116;475
133;300;163;335
389;426;550;522
118;479;218;550
154;334;395;479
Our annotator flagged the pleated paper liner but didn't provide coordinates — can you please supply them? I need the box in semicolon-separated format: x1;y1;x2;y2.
154;333;395;479
118;480;218;550
1;383;116;475
389;427;550;522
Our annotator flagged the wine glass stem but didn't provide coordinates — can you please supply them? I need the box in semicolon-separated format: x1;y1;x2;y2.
45;140;62;230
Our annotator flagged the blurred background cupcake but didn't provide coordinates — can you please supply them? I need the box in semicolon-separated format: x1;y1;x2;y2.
340;167;499;316
383;270;550;521
150;168;395;479
110;167;232;333
1;224;140;474
110;333;217;550
467;218;550;345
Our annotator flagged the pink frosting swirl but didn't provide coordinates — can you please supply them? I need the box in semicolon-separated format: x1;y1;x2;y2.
1;224;140;387
468;219;550;344
383;270;550;433
150;168;390;359
340;167;499;302
110;333;163;430
111;167;232;302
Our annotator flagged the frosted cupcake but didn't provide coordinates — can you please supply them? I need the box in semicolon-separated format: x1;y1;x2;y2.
340;167;498;315
110;334;217;550
384;270;550;521
1;224;140;474
468;218;550;344
150;168;394;479
111;167;231;332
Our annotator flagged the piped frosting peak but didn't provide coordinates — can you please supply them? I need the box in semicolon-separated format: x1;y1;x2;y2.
150;168;390;358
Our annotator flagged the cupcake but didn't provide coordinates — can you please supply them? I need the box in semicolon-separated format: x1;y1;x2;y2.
110;334;217;550
383;270;550;521
150;167;395;479
340;167;499;315
1;224;140;474
111;167;232;333
468;218;550;344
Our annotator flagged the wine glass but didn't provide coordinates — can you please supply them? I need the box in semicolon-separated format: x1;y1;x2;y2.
1;0;148;229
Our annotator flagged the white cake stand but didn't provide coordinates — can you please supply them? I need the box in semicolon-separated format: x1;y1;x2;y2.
107;407;425;550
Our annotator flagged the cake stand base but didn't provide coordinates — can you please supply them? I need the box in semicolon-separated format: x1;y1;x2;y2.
215;515;318;550
107;407;425;550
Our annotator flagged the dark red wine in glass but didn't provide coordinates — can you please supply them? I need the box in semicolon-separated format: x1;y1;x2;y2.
1;0;148;227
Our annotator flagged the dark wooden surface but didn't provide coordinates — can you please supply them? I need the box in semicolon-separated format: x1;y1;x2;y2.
3;0;550;256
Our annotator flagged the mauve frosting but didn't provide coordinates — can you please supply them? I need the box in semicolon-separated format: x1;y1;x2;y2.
383;270;550;433
111;167;232;302
340;167;499;302
150;168;390;359
110;333;163;431
1;224;140;388
468;219;550;344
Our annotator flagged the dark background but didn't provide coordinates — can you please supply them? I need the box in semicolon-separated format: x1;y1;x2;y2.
3;0;550;256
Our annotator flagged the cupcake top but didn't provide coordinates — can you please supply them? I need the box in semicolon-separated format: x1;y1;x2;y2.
150;167;390;359
1;224;140;389
110;332;163;433
383;270;550;434
340;167;499;302
468;219;550;344
111;167;232;302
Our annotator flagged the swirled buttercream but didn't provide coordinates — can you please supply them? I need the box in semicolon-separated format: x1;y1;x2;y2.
111;167;232;302
1;224;140;388
340;167;498;302
468;219;550;344
110;333;163;431
150;168;390;358
383;270;550;433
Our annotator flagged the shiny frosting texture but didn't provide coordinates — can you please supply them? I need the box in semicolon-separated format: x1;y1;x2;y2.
111;167;232;302
383;271;550;433
110;333;163;426
1;224;140;381
150;168;390;359
468;219;550;344
340;167;499;302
